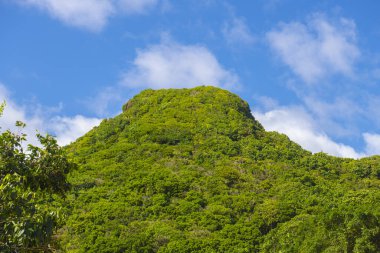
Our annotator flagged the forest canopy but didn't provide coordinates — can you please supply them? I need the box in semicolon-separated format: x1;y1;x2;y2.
60;87;380;252
5;86;379;252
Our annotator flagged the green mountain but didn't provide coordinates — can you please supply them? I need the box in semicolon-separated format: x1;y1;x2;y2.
60;86;380;253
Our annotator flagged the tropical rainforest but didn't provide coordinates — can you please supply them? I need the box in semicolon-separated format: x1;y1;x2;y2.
2;86;380;252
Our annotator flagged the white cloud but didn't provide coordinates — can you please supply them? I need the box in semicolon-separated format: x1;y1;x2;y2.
254;106;365;158
121;39;239;89
0;84;44;146
49;115;102;145
302;96;364;138
366;95;380;128
253;95;279;111
84;86;123;116
304;96;362;122
267;14;360;83
0;83;101;146
118;0;158;14
16;0;162;32
222;17;255;45
19;0;114;32
363;133;380;156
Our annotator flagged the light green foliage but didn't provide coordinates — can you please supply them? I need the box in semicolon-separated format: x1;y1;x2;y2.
60;86;380;252
0;104;76;252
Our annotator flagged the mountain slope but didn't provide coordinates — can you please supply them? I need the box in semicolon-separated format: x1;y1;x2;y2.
60;86;380;253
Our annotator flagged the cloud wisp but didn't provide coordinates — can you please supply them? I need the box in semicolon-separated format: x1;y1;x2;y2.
16;0;161;32
222;17;255;46
49;115;102;146
118;0;159;14
84;85;124;117
267;13;360;84
363;133;380;156
0;83;101;146
262;13;377;158
121;39;239;89
254;105;380;159
254;106;363;158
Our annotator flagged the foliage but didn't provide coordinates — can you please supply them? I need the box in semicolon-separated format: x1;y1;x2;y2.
0;102;76;252
59;86;380;252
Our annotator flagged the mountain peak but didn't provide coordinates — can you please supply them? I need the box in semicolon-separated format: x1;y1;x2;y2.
62;86;379;253
118;86;263;144
123;86;252;116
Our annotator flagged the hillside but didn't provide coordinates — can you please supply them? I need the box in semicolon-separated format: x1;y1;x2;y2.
60;86;380;252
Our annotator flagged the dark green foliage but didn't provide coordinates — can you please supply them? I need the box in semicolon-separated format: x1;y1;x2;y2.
60;86;380;252
0;103;76;252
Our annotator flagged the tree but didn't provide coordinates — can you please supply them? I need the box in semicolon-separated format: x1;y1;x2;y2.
0;102;76;252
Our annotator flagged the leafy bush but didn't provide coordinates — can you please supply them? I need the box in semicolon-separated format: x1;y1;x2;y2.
0;102;76;252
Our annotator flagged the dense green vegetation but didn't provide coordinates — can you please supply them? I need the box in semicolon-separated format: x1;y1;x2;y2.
60;86;380;252
0;102;75;252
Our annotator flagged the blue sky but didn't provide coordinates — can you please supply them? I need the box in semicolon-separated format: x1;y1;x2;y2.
1;0;380;158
